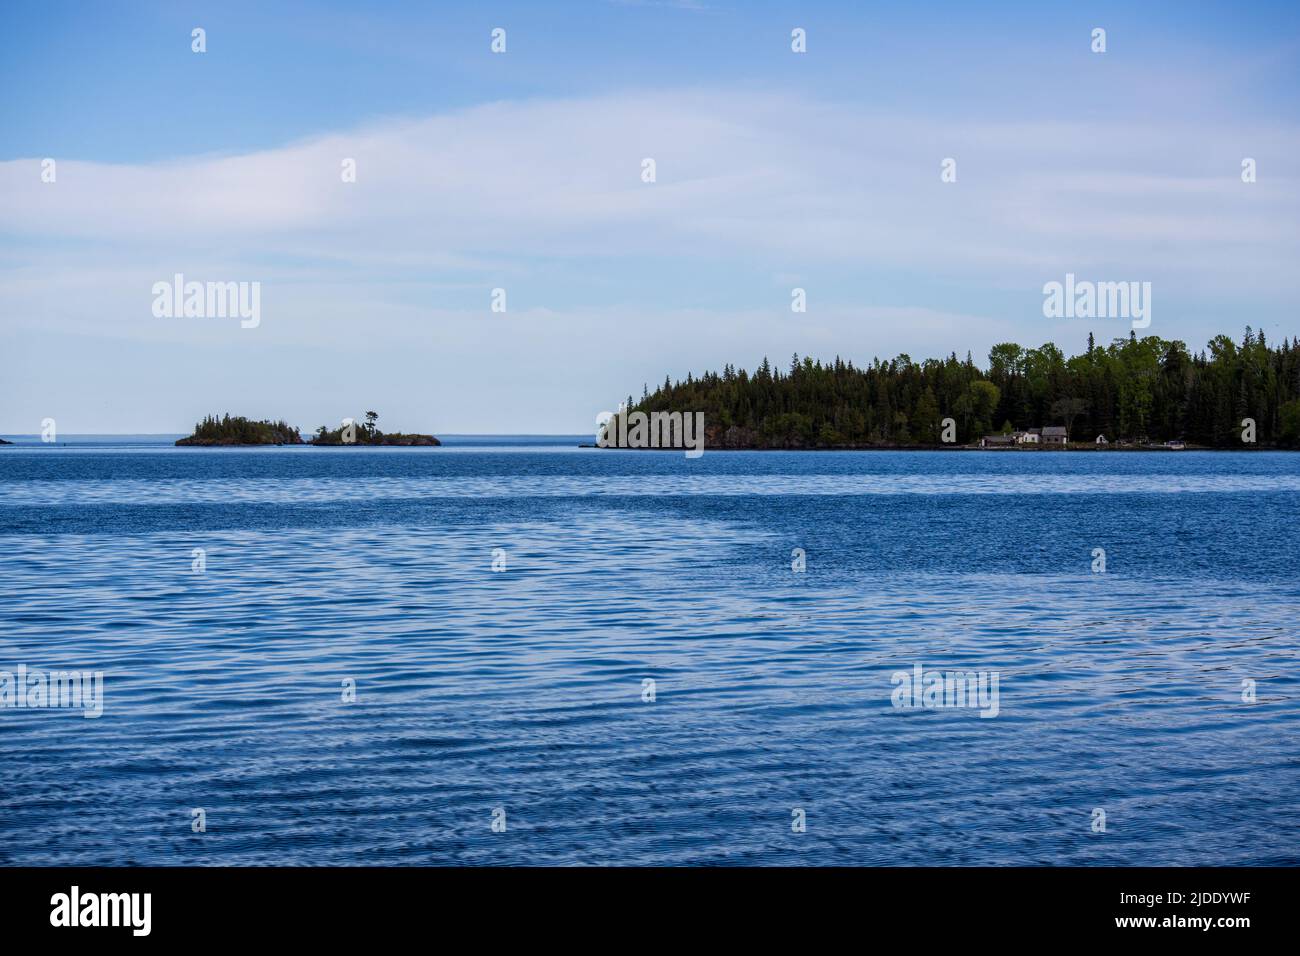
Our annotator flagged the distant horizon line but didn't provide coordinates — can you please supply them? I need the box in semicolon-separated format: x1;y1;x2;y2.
0;432;590;438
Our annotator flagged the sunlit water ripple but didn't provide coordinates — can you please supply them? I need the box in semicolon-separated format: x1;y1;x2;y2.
1;444;1297;865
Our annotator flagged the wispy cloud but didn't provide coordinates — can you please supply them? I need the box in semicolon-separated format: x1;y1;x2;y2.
4;90;1295;265
1;88;1297;430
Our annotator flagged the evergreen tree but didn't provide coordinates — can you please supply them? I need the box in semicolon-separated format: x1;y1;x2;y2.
616;330;1300;448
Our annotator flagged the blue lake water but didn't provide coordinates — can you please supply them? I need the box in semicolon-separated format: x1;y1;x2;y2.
1;439;1297;865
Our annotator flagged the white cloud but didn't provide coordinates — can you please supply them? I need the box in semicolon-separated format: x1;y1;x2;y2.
5;90;1296;264
1;89;1297;431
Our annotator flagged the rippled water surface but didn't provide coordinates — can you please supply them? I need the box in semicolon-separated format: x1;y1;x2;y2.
1;440;1297;865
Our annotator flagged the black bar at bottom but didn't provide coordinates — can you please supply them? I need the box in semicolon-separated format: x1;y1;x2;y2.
0;866;1284;941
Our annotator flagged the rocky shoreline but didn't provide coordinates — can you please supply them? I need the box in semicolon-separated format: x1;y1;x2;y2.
588;443;1236;451
176;435;305;447
310;434;440;446
176;413;439;447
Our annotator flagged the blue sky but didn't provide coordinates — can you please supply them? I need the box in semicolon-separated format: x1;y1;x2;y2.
2;1;1299;433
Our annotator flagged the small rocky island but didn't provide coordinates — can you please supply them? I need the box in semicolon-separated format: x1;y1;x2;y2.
176;415;303;446
176;411;439;447
310;412;440;446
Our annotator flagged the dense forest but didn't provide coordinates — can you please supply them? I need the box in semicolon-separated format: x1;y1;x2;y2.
176;415;302;446
622;329;1300;448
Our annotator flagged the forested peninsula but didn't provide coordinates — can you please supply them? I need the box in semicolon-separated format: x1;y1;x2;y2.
617;330;1300;449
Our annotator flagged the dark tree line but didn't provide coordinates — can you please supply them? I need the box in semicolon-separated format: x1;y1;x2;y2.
177;414;302;446
625;329;1300;448
176;411;439;446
